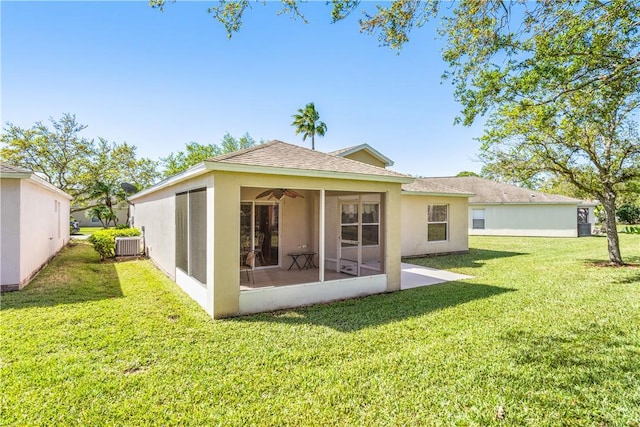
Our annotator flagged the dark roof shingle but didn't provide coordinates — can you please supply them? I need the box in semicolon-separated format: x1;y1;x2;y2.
207;140;408;179
0;162;32;175
405;176;581;204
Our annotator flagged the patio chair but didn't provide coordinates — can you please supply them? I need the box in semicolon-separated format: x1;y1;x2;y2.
254;232;266;266
240;251;256;285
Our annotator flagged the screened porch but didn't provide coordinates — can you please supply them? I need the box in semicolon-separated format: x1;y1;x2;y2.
239;187;387;290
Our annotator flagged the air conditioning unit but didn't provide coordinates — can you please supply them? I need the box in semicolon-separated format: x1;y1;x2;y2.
115;237;142;257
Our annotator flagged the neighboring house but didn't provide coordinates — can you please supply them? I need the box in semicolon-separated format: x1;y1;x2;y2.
411;177;597;237
331;144;472;257
130;141;413;318
72;204;129;227
0;163;72;291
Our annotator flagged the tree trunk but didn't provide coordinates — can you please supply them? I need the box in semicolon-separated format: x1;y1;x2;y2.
601;191;624;265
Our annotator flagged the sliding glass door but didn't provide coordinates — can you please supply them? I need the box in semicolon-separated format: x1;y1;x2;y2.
240;202;279;268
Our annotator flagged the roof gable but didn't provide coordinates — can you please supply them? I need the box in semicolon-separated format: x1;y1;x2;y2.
328;144;394;167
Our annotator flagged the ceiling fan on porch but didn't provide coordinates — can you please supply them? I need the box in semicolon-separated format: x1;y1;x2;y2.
255;188;304;200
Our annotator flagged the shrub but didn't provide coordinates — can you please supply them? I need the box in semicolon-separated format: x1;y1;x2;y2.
624;225;640;234
616;204;640;224
88;228;141;260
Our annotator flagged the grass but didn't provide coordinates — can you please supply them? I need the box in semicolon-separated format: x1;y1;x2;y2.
2;236;639;426
73;226;103;236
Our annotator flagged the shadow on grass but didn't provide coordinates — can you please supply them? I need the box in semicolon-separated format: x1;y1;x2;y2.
234;281;515;332
404;248;526;270
1;242;124;310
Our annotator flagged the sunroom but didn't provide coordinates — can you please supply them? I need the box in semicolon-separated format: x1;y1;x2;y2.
132;140;411;318
240;186;387;282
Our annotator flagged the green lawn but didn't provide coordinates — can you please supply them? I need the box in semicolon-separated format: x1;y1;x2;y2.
2;236;639;426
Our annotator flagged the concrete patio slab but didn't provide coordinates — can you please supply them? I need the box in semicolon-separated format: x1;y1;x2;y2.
401;262;473;290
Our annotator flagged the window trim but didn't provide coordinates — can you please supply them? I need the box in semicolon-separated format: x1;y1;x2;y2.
427;204;449;242
472;208;485;230
340;201;380;248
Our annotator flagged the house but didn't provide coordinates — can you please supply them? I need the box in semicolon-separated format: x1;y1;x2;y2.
72;204;129;227
330;144;472;257
0;163;72;291
130;141;414;318
410;177;597;237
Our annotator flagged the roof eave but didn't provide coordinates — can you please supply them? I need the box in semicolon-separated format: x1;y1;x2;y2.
1;172;73;200
206;161;413;183
129;163;208;201
402;190;473;198
470;201;580;205
0;172;31;179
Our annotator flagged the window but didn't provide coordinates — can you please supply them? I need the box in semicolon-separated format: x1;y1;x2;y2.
577;208;589;224
472;209;485;229
362;203;380;246
341;203;358;245
427;204;448;242
340;202;380;247
176;188;207;285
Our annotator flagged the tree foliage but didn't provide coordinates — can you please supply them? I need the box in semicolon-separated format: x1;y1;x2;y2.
453;1;640;265
456;171;479;178
0;114;161;213
154;0;640;265
161;132;260;177
616;204;640;224
291;102;327;151
0;114;94;195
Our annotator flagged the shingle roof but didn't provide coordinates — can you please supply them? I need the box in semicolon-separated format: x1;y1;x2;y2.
402;179;473;196
405;176;581;204
0;162;32;175
207;140;408;179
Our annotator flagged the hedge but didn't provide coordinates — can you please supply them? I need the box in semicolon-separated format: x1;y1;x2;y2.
88;228;141;260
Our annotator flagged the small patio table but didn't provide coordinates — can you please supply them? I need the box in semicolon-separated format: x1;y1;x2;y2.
287;251;317;270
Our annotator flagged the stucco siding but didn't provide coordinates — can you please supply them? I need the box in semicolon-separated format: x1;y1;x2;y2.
1;179;21;286
342;151;387;168
1;176;70;289
132;168;404;318
401;194;469;256
132;174;213;280
212;171;403;317
469;204;578;237
19;179;70;286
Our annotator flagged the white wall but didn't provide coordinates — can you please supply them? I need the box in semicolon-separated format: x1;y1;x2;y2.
401;194;469;256
1;176;70;289
469;204;578;237
19;179;70;286
1;179;21;286
131;174;214;312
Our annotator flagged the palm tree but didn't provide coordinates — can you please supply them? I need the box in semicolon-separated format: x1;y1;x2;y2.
291;102;327;150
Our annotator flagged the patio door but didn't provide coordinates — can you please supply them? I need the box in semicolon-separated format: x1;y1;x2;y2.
338;201;361;275
240;202;279;268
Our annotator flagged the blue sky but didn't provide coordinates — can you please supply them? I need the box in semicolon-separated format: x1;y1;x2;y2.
2;1;485;177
